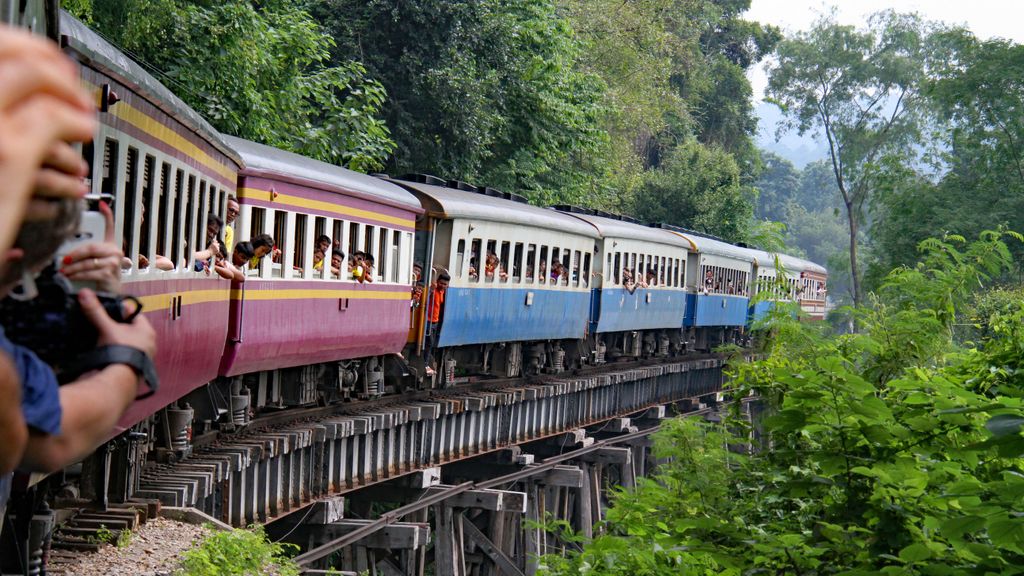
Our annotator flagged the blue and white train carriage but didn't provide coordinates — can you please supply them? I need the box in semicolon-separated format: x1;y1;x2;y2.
391;176;600;381
652;226;755;349
555;207;693;360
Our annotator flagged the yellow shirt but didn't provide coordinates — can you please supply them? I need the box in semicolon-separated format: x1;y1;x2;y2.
224;225;234;254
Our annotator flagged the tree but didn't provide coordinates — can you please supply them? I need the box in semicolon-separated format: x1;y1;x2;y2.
78;0;394;171
632;141;751;241
310;0;609;205
766;10;938;306
753;150;799;221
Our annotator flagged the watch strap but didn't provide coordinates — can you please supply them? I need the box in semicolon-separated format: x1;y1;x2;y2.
64;345;159;400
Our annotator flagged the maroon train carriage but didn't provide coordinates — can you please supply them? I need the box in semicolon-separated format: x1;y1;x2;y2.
62;15;244;437
216;136;422;415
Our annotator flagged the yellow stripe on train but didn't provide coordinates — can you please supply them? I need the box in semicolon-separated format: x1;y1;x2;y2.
136;287;409;312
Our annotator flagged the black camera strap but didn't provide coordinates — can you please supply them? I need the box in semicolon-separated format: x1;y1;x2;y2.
63;345;159;400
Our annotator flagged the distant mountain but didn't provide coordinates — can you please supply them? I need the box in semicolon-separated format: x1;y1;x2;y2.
754;101;828;168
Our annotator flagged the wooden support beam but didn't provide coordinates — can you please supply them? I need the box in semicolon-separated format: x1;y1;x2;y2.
307;497;345;525
320;520;429;550
425;486;527;513
462;517;527;576
576;447;632;466
535;465;584;489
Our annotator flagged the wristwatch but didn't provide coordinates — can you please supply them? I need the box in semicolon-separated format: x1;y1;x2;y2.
64;345;160;399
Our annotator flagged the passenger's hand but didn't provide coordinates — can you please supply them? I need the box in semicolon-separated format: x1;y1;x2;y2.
79;288;157;359
61;202;122;292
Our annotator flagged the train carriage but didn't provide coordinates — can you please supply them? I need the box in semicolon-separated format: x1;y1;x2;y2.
555;207;693;360
798;259;828;320
62;15;245;435
391;177;600;380
652;227;755;348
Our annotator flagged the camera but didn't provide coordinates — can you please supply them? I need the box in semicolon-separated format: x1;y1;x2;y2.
0;268;140;382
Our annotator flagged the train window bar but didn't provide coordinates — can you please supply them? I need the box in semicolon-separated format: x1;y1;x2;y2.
171;168;184;270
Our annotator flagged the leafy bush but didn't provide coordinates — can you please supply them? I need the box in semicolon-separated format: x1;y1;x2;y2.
177;525;299;576
541;231;1024;575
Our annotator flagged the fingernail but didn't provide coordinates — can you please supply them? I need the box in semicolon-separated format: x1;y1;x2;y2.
62;256;73;265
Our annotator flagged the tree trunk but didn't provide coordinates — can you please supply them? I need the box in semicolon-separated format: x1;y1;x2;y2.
845;201;861;308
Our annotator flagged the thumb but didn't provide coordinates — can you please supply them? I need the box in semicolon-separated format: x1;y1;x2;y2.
78;288;114;331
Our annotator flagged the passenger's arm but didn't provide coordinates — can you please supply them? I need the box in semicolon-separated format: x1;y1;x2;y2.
0;352;27;474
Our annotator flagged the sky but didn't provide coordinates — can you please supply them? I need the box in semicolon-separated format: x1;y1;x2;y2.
747;0;1024;166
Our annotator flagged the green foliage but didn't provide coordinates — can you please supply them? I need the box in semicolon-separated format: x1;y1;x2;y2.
310;0;608;204
177;525;299;576
78;0;394;171
633;141;751;241
541;230;1024;575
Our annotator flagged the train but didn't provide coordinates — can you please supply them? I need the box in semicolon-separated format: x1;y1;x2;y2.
4;7;827;513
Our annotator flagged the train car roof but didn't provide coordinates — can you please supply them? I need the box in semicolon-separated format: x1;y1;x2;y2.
61;13;242;168
746;248;808;273
669;231;754;262
224;136;421;211
389;179;600;239
557;210;694;250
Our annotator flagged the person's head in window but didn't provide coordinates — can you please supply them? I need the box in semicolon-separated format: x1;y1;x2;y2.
226;196;239;226
331;249;345;274
251;234;274;259
205;213;223;245
413;262;423;284
316;234;331;255
232;241;254;267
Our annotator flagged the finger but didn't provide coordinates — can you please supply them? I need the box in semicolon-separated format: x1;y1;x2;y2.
61;255;119;276
0;49;91;111
40;141;88;177
10;96;97;154
99;201;115;243
77;288;115;331
64;242;122;262
32;167;88;200
63;269;115;283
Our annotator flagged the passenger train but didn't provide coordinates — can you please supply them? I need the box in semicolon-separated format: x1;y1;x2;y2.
4;6;827;505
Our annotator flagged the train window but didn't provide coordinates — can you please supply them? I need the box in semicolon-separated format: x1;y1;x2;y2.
550;248;560;285
512;243;523;283
538;246;548;284
313;216;327;279
156;162;170;259
195;181;207;270
456;239;466;278
121;147;139;264
171;169;184;270
469;239;482;282
331;220;345;280
485;240;497;283
404;232;414;284
499;241;510;284
612;252;620;285
391;230;401;283
139;155;156;268
526;244;536;282
184;174;196;270
218;189;226;221
81;140;95;191
273;210;287;278
583;253;591;287
101;138;119;197
561;249;570;285
349;222;361;254
364;225;375;260
572;251;581;287
378;227;388;282
293;213;307;277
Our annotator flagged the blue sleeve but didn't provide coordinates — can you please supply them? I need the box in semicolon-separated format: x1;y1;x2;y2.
0;328;61;435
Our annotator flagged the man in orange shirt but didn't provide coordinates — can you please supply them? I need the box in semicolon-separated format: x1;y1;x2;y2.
424;272;449;376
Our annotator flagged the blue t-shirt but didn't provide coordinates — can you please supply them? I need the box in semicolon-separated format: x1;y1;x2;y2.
0;326;61;435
